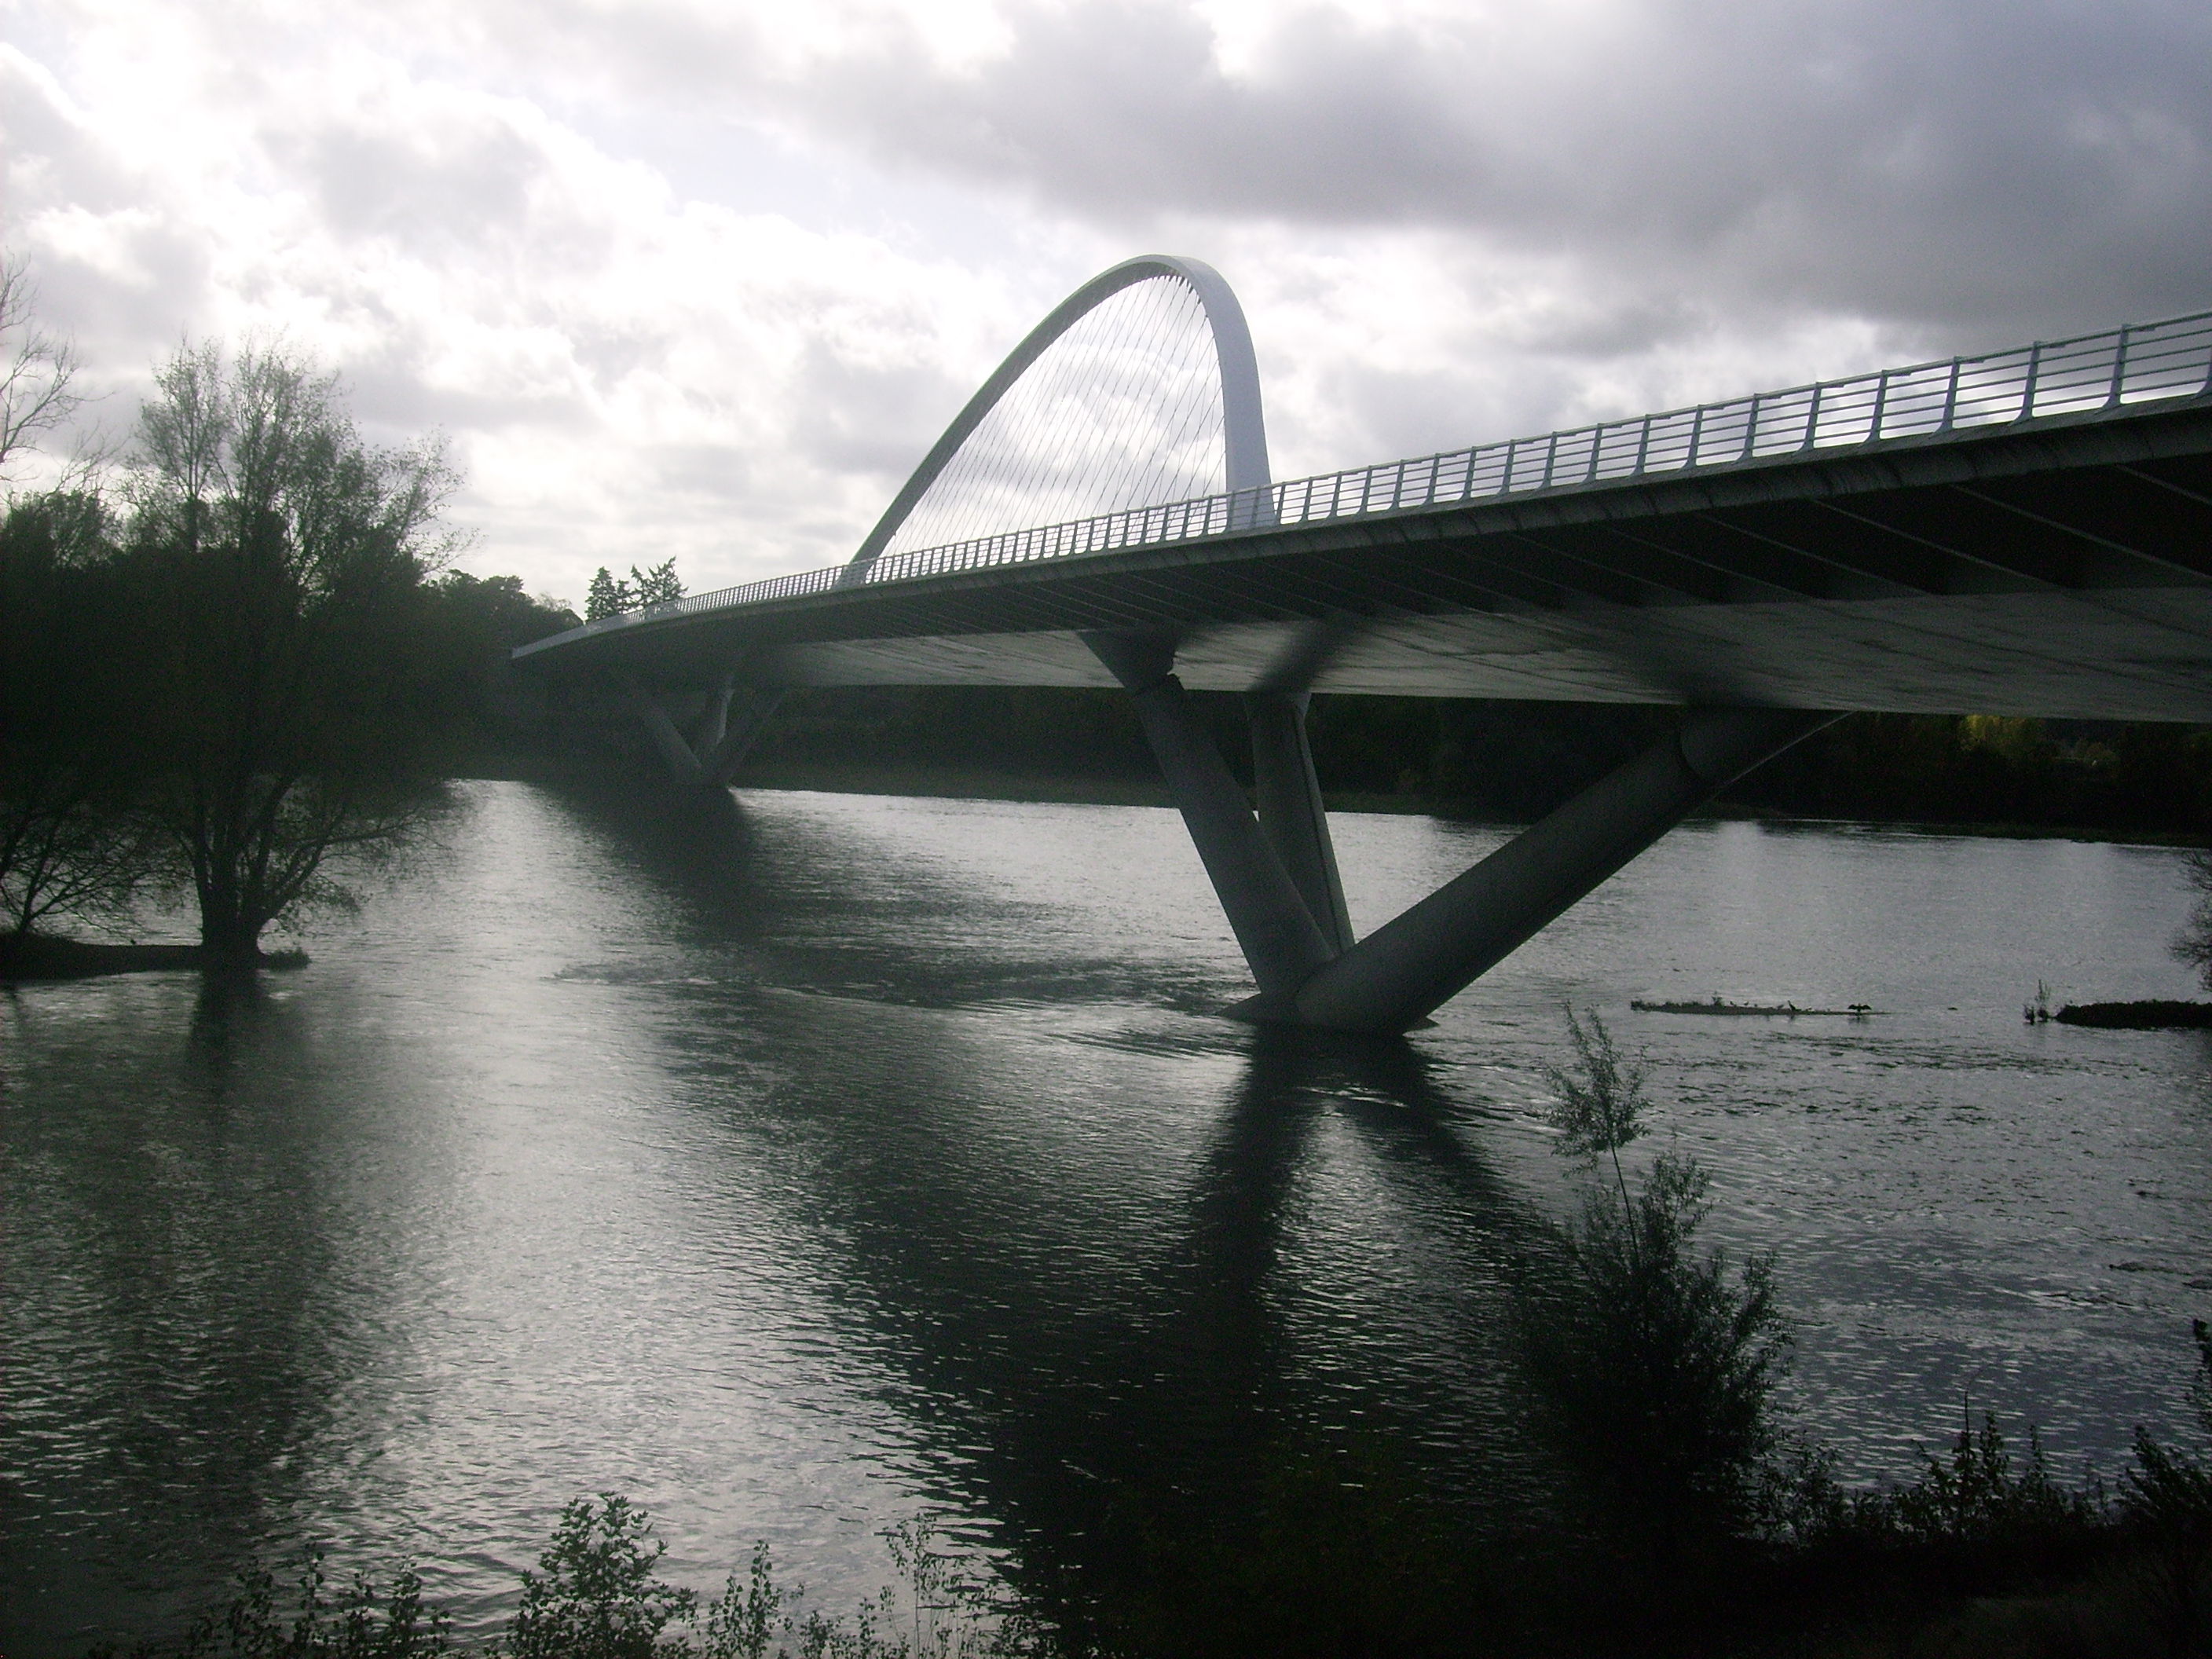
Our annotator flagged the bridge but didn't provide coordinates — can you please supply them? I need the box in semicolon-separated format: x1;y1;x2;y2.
516;256;2212;1035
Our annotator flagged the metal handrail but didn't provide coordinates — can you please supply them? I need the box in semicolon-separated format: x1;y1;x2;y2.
518;306;2212;657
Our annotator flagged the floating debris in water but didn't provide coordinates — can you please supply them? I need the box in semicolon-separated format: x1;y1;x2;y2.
1629;996;1875;1018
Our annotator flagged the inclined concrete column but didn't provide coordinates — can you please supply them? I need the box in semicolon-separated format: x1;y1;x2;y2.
1246;692;1353;954
622;676;705;786
1292;708;1839;1035
704;686;787;787
1084;632;1337;1005
694;675;734;761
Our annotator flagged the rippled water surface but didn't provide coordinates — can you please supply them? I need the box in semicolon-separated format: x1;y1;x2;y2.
6;782;2211;1651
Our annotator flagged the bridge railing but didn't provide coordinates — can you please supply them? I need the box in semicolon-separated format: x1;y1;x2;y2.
520;307;2212;655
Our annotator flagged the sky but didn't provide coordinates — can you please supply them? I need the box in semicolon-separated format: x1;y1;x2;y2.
5;0;2210;608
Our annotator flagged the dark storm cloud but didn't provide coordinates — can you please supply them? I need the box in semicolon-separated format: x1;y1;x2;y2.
555;0;2212;340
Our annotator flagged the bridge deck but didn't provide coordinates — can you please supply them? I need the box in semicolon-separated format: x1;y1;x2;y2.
518;320;2212;722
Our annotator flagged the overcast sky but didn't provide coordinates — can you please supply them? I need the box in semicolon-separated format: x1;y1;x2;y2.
6;0;2210;606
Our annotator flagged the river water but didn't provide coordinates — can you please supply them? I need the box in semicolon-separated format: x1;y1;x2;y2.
5;782;2210;1651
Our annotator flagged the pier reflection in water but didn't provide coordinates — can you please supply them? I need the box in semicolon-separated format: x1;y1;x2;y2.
5;782;2209;1654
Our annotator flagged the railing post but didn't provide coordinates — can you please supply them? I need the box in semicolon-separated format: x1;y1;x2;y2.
1502;438;1520;492
1801;383;1825;452
1871;369;1892;441
1742;394;1762;461
1939;357;1962;430
1684;405;1707;468
2107;324;2135;409
2023;342;2045;421
1633;417;1653;474
1540;432;1560;489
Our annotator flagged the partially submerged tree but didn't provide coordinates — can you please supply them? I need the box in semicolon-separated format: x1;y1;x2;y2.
2173;852;2212;992
0;490;159;943
0;258;155;948
125;340;463;969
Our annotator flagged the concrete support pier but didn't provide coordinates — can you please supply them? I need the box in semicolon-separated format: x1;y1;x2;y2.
703;685;786;786
622;673;786;793
1246;692;1353;954
1084;632;1337;1004
1291;708;1838;1035
624;674;706;786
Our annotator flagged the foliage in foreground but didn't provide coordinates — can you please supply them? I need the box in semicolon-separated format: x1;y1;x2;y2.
1518;1009;1801;1558
90;1501;1047;1659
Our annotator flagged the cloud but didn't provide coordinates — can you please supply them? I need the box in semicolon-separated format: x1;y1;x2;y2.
441;0;2212;333
5;0;2209;600
2;13;1058;602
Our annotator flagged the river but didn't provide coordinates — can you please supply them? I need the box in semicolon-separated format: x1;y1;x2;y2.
5;782;2210;1651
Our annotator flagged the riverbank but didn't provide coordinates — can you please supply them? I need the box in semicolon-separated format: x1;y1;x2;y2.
73;1460;2206;1659
0;933;308;982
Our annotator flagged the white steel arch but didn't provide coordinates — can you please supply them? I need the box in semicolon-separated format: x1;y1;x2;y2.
844;255;1271;577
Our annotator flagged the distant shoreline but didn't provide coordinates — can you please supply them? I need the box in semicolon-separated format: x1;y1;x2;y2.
457;759;2208;848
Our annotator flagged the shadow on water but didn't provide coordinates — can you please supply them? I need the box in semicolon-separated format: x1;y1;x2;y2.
679;991;1572;1624
540;776;767;928
523;780;1570;1577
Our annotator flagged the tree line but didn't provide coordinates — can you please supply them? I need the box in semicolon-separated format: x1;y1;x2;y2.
746;685;2212;838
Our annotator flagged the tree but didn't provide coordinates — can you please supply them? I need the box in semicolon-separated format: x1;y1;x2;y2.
0;490;157;943
125;340;463;969
0;262;153;949
1517;1010;1796;1565
1540;1007;1650;1231
586;566;632;621
0;253;89;484
2174;851;2212;992
494;1496;697;1659
629;557;683;608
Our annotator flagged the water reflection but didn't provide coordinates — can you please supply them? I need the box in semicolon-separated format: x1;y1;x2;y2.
5;973;392;1641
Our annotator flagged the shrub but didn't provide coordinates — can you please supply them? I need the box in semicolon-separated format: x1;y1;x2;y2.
492;1496;697;1659
1517;1010;1798;1565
